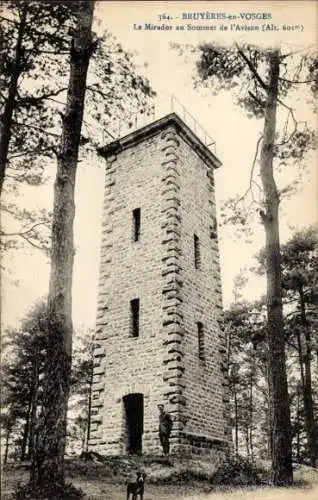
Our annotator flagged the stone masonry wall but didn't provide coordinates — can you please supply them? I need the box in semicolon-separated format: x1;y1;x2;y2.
89;132;168;455
89;119;231;456
177;140;231;451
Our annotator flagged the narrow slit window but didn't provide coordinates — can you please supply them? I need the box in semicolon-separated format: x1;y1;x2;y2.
197;322;205;363
132;208;141;242
194;234;201;269
130;298;140;337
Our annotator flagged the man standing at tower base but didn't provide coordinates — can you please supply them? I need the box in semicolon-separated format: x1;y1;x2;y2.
158;404;173;455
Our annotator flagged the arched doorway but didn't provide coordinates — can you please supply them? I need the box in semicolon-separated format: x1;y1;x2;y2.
123;393;144;455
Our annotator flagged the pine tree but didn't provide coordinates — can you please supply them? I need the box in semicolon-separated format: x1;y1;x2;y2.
1;301;48;462
175;41;317;484
281;227;318;466
29;1;95;489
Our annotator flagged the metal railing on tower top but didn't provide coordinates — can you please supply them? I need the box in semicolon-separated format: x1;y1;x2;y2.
169;95;216;153
102;95;217;154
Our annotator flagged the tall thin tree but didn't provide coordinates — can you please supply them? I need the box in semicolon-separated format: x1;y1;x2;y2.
30;0;95;488
175;41;317;484
258;49;293;484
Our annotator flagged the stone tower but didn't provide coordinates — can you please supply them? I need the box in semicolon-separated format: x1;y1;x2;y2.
89;113;231;456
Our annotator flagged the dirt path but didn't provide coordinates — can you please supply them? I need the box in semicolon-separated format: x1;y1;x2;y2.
2;466;318;500
187;485;318;500
73;468;318;500
72;473;318;500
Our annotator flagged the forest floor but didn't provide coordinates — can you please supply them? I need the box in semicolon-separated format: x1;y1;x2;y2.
1;457;318;499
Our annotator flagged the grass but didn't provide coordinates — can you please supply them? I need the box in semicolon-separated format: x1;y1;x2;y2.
1;456;317;500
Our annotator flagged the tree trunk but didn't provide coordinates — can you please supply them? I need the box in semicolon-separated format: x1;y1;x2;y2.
245;427;250;458
259;49;293;485
20;398;32;461
296;328;306;392
0;5;27;196
30;1;94;488
266;387;273;461
296;385;301;463
234;389;239;454
28;343;40;460
249;343;257;462
298;286;316;467
81;430;86;455
249;367;254;462
4;424;12;464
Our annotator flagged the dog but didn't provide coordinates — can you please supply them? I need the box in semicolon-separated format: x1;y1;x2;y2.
126;471;146;500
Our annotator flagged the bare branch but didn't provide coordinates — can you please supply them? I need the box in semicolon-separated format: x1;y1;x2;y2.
86;84;120;101
12;121;60;138
292;57;305;82
46;97;66;106
7;150;53;160
275;107;297;147
235;44;269;91
279;76;316;85
17;234;48;251
17;87;67;106
234;135;264;208
1;222;48;237
249;135;264;197
274;98;309;148
24;49;69;56
248;90;266;108
280;44;316;60
0;230;48;252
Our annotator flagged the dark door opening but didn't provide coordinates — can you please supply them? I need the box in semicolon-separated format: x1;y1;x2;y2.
123;393;144;455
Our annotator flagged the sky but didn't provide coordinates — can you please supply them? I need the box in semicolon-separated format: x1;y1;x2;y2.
2;1;317;332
